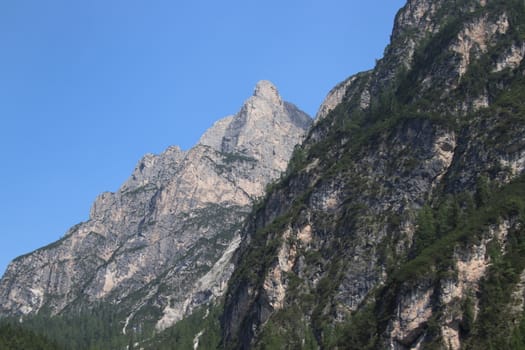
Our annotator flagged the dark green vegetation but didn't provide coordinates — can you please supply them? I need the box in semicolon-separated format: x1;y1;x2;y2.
0;322;63;350
1;303;222;350
2;304;131;349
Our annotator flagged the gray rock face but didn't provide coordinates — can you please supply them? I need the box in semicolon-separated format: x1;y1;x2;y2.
0;81;311;332
315;76;358;121
221;1;525;349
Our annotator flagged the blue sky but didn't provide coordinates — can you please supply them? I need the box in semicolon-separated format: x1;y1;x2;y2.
0;0;406;275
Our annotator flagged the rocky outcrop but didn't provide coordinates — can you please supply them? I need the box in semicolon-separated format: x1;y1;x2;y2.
315;76;358;121
386;222;509;350
220;1;525;349
0;81;311;333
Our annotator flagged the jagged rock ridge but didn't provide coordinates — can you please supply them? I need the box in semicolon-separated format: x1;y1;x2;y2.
0;80;311;333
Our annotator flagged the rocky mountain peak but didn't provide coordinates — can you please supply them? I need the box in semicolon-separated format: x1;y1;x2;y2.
0;80;311;335
253;80;282;105
197;81;311;176
198;81;297;154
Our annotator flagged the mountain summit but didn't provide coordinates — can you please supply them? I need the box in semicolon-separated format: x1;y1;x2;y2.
200;80;310;179
0;81;311;334
253;80;282;104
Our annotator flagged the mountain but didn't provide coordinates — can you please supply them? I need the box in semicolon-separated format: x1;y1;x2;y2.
3;0;525;349
0;80;311;340
218;0;525;349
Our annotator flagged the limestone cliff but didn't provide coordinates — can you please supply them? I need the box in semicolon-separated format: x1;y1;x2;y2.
220;1;525;349
0;80;311;334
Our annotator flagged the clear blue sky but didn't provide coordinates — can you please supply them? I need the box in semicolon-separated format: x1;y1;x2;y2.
0;0;406;275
